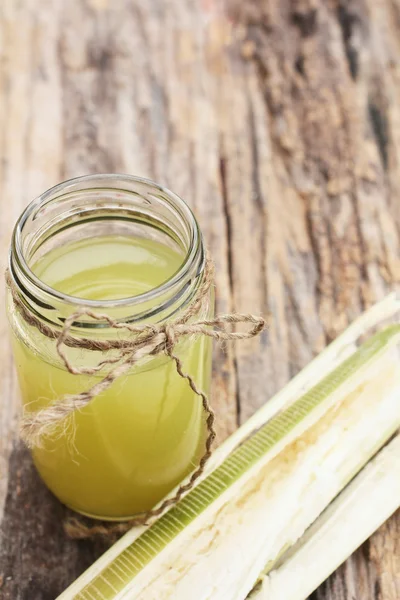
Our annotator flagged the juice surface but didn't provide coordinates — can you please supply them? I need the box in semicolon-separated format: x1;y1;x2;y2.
12;236;211;519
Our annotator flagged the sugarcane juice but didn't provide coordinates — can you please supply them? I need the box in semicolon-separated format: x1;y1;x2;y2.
11;237;211;519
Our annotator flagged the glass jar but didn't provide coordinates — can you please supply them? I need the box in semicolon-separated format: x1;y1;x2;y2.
7;174;213;520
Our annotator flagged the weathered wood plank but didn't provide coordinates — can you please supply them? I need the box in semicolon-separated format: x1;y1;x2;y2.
0;0;399;598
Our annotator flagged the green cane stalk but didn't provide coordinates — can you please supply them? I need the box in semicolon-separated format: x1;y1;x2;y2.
58;294;400;600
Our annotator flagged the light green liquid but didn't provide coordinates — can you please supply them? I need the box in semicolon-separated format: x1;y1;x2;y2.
12;237;211;519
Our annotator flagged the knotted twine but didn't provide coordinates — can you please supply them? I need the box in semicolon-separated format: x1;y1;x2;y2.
6;258;266;538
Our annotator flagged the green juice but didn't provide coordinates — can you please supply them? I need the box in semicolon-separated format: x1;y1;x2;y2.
11;237;212;519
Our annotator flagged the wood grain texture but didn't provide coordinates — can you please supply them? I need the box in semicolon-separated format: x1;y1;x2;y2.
0;0;399;598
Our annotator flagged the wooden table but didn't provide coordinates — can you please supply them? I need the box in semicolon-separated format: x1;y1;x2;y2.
0;1;399;598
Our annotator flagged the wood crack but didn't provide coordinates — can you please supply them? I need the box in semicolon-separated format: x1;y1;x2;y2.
336;0;365;80
219;152;241;427
291;4;318;38
368;101;389;171
248;88;269;315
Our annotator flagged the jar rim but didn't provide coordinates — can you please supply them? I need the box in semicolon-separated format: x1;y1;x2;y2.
9;173;204;321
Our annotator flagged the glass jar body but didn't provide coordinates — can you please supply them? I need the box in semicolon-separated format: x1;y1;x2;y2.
7;174;212;520
9;309;212;519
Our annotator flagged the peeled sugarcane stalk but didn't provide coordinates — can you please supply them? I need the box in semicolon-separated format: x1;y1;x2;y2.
248;433;400;600
58;295;400;600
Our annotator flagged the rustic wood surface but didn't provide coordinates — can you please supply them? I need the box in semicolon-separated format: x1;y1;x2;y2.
0;0;399;598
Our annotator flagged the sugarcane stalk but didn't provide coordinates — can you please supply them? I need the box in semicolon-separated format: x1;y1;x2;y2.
248;434;400;600
57;297;400;600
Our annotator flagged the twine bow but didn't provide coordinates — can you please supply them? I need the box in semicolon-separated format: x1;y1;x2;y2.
6;258;267;537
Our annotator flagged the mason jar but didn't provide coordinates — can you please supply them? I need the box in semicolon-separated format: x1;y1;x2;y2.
7;174;213;520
